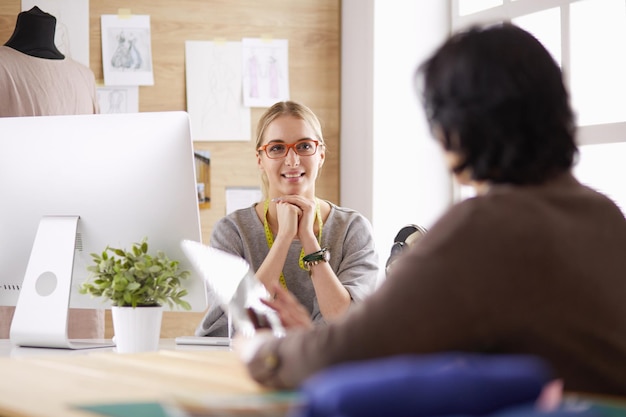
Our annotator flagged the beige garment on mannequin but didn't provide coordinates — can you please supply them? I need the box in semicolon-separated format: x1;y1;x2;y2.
0;45;98;117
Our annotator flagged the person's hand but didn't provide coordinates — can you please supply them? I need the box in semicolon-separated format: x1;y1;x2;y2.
274;195;316;243
261;283;313;329
536;379;563;412
274;198;302;241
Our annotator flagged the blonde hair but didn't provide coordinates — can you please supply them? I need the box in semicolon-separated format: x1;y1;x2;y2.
255;101;326;198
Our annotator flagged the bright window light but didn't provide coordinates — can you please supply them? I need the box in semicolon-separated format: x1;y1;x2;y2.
458;0;503;16
512;7;562;67
570;0;626;126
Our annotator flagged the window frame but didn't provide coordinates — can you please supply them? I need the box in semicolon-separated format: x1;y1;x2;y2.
450;0;626;147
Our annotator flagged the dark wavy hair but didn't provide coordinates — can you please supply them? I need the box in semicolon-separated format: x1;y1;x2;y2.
417;23;578;185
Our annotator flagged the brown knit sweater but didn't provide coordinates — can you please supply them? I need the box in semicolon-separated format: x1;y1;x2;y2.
247;173;626;396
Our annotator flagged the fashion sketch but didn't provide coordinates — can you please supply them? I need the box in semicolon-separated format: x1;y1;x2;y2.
101;15;154;86
242;38;290;107
185;40;251;141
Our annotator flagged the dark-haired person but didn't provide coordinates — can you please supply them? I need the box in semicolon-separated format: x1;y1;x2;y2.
238;24;626;396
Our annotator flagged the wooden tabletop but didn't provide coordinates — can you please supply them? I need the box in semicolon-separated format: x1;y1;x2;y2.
0;342;275;417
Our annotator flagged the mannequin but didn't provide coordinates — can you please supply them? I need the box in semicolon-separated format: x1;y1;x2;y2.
4;6;64;60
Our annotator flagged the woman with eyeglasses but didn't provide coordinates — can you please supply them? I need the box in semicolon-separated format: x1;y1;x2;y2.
196;101;379;336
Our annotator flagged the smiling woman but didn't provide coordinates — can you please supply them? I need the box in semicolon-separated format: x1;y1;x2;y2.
195;101;379;337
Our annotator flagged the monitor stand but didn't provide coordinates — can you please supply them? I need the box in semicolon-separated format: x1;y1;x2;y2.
10;216;114;349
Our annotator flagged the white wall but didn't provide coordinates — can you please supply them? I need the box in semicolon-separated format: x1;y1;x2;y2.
341;1;452;277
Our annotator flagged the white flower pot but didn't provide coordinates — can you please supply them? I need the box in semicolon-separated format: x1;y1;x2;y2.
111;305;163;354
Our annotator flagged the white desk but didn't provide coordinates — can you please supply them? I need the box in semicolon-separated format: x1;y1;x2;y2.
3;340;626;417
0;339;274;417
0;338;227;357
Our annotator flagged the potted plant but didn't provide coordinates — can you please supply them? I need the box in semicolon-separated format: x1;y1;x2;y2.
80;238;191;353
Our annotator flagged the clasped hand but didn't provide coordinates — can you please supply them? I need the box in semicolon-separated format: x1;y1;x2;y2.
273;195;316;243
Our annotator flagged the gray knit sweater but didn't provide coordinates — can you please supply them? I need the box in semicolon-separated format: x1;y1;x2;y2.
195;201;379;336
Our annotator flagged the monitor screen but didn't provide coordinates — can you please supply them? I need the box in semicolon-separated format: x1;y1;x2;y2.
0;111;207;314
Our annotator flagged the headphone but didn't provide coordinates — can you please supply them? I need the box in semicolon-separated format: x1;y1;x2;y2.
385;224;428;274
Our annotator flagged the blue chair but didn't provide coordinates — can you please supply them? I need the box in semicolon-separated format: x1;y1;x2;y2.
292;353;569;417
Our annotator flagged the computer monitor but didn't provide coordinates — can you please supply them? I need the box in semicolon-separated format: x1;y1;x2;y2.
0;111;207;348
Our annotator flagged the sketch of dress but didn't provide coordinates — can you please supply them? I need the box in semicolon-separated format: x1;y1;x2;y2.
247;52;260;98
110;31;142;70
107;89;126;113
268;55;280;98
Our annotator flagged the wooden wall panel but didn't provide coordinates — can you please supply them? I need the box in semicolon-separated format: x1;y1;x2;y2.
1;0;340;337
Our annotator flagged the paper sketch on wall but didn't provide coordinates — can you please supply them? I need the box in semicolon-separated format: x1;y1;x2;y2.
101;15;154;86
96;85;139;114
21;0;90;67
185;40;251;141
242;38;289;107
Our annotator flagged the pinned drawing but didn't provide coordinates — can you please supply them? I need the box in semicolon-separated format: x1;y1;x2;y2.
101;15;154;86
242;38;289;107
185;40;251;141
96;85;139;113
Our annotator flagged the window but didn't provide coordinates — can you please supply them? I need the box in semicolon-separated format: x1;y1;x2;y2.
451;0;626;214
512;7;561;67
570;0;626;126
458;0;503;16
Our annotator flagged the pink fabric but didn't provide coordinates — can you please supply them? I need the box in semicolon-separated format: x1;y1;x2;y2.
0;46;98;117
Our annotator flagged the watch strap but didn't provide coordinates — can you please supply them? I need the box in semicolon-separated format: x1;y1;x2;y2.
302;248;329;271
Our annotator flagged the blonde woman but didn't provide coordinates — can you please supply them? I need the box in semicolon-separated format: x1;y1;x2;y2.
196;101;378;336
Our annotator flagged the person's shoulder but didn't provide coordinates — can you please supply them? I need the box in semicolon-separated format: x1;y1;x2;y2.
326;200;358;215
437;195;490;228
326;201;369;222
210;205;259;244
437;173;615;234
324;202;375;240
427;189;528;246
575;179;624;214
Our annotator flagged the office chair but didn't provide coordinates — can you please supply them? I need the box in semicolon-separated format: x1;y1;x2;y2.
385;224;428;275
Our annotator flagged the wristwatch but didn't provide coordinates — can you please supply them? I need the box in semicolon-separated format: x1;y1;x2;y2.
302;248;330;271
